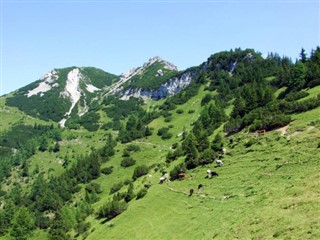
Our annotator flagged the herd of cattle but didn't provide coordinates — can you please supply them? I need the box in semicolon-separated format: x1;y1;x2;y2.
158;158;224;193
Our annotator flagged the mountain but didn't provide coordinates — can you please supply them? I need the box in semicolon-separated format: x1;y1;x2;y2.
0;47;319;240
6;67;119;126
103;56;194;100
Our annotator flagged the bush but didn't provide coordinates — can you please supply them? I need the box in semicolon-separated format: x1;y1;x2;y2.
125;144;141;152
157;127;169;136
86;183;102;194
97;200;127;220
132;165;149;180
161;132;173;140
170;163;186;181
157;127;172;140
136;188;148;200
285;91;309;101
122;150;130;157
101;166;113;175
201;93;212;106
109;182;124;194
120;157;136;168
188;110;195;114
164;117;172;122
176;109;184;114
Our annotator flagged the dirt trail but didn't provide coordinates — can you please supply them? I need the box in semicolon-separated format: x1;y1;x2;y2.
276;125;289;136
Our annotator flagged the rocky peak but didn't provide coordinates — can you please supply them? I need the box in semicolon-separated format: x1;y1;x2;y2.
120;56;177;80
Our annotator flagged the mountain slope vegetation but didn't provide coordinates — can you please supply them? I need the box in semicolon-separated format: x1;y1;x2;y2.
0;47;319;240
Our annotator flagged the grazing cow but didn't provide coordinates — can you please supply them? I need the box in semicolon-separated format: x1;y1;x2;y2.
178;172;186;179
216;160;224;166
198;184;203;193
189;188;194;197
207;169;218;178
221;148;227;154
159;176;166;184
211;171;218;176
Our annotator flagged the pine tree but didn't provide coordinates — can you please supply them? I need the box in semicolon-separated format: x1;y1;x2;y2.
300;48;307;63
10;207;35;240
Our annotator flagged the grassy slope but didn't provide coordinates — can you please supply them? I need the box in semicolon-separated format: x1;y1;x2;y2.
1;86;319;240
87;116;320;240
86;87;320;240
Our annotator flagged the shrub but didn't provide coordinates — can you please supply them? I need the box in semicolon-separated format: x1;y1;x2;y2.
169;163;186;180
132;165;149;180
109;182;124;194
122;150;130;157
120;157;136;168
201;93;212;106
125;144;141;152
97;200;127;220
101;166;113;175
86;183;102;194
161;132;173;140
171;143;179;149
164;117;172;122
188;110;195;114
136;188;148;200
285;91;309;101
157;127;169;136
176;109;184;114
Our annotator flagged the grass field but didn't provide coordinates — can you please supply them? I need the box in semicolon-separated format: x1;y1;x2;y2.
87;120;320;239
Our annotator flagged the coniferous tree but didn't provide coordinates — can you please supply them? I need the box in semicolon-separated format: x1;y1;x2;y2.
10;207;35;240
300;48;307;63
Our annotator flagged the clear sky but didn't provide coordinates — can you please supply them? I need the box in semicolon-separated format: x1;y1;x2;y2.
1;0;319;95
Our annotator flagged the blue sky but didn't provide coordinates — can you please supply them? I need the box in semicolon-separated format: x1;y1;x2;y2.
1;0;319;95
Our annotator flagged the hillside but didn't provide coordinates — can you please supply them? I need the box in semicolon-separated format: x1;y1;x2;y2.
0;47;319;240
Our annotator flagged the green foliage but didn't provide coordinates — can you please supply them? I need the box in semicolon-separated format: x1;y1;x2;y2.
136;188;148;200
67;111;101;131
110;182;124;194
211;133;223;152
125;61;178;90
124;183;135;203
176;109;184;114
290;61;306;90
182;133;200;169
120;157;136;168
125;144;141;152
0;200;16;236
101;166;113;175
284;90;309;101
132;165;149;180
81;67;119;88
169;163;186;180
157;127;173;140
10;207;35;240
103;97;145;120
60;205;77;230
201;93;212;106
97;200;127;220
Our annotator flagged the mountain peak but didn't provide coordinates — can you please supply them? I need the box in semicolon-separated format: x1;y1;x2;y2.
145;56;178;71
120;56;177;81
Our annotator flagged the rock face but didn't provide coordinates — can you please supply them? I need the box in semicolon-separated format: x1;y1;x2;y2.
105;56;179;97
26;70;59;97
121;71;194;100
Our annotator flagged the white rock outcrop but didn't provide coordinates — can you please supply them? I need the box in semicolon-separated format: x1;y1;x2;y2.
26;70;59;97
121;71;194;100
59;68;82;126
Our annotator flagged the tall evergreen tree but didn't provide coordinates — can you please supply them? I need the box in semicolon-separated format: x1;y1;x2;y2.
10;207;35;240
